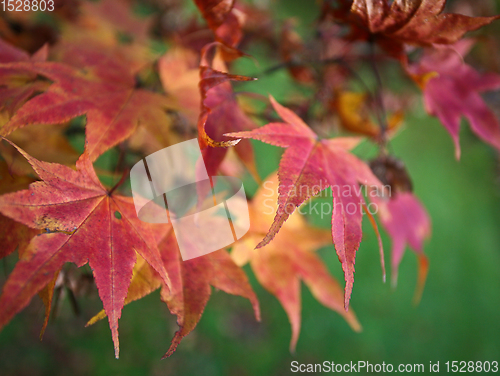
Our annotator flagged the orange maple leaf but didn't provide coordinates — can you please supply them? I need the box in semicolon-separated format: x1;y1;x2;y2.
231;172;361;351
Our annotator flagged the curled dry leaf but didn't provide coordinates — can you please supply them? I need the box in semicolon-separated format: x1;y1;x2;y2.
332;0;500;59
198;43;256;150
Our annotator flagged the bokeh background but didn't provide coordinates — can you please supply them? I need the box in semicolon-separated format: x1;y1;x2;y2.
1;0;500;375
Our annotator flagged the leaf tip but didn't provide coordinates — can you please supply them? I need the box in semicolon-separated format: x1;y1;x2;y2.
85;310;106;327
289;330;299;355
251;297;262;322
412;254;429;306
345;309;362;333
204;133;241;148
343;281;354;312
114;341;120;359
352;320;362;333
391;272;398;290
110;322;120;359
255;238;270;249
267;94;279;109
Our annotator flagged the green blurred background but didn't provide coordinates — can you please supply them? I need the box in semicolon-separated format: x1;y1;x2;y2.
1;0;500;375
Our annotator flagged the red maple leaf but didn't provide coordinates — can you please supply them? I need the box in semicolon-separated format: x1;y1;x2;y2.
226;96;383;309
407;39;500;159
160;44;258;178
198;45;258;178
0;43;170;162
86;225;260;359
0;141;171;358
374;191;431;302
159;229;260;358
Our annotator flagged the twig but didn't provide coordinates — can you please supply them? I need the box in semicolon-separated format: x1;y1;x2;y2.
368;39;389;150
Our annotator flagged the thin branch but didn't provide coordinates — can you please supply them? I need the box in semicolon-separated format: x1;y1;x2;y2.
368;39;389;150
108;168;129;196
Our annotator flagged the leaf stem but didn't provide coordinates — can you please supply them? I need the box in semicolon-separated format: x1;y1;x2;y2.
368;39;389;150
108;168;129;196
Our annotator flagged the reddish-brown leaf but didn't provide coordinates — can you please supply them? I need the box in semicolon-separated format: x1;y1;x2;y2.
198;44;256;147
0;141;171;358
193;0;243;48
0;160;39;260
339;0;499;59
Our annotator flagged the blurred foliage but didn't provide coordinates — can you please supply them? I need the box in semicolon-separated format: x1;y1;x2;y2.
1;0;500;375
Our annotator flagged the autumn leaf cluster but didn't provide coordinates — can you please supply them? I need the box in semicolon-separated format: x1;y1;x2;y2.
0;0;499;359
